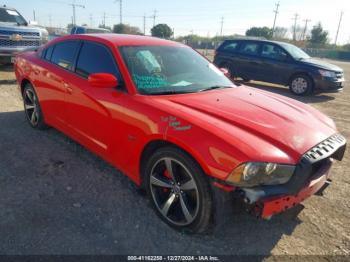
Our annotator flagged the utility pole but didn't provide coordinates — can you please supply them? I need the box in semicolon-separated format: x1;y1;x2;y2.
220;17;224;37
68;2;85;26
272;2;280;37
33;10;36;21
292;13;299;41
143;14;146;35
103;12;106;27
114;0;123;24
334;11;344;45
301;19;311;41
153;9;157;27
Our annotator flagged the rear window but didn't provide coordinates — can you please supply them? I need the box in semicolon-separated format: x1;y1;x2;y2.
50;41;80;70
239;42;260;55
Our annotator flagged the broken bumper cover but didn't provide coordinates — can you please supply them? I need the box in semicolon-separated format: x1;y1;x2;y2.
241;133;346;219
259;160;332;219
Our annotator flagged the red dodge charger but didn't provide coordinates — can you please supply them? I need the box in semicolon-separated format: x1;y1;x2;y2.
14;34;346;233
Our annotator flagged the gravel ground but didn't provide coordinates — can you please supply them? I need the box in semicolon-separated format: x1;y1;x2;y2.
0;58;349;256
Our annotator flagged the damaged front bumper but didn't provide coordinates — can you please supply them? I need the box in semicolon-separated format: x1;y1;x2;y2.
239;133;347;219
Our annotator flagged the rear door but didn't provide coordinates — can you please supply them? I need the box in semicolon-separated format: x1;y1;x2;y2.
259;43;294;84
39;40;80;127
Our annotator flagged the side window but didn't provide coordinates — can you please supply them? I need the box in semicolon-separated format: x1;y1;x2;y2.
239;42;260;55
50;41;80;70
261;44;288;61
75;41;120;79
222;41;239;52
44;45;54;60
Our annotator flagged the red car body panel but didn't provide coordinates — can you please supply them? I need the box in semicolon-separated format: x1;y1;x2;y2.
14;34;340;195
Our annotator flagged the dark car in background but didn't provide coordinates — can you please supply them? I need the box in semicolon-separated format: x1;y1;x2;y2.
70;26;111;35
214;39;345;95
0;5;48;64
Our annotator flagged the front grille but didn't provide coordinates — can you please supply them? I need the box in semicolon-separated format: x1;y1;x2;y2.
283;134;346;195
0;39;40;47
304;133;346;163
0;30;40;37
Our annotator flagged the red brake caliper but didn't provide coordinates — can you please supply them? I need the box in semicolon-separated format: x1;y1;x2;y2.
163;169;172;192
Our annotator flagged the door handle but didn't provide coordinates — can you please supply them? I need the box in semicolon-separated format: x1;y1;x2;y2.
62;81;73;93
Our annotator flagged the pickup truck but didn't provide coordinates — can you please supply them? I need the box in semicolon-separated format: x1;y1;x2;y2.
0;5;48;64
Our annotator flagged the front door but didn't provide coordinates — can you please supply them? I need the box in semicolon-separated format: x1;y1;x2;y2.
64;41;124;158
259;43;294;84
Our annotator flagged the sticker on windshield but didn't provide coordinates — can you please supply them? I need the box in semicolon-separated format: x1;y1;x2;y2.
171;81;192;86
6;10;19;16
132;74;169;89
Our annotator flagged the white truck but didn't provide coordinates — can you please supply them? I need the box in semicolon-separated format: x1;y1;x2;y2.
0;5;48;64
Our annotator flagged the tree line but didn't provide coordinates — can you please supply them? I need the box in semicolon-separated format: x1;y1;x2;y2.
65;22;349;51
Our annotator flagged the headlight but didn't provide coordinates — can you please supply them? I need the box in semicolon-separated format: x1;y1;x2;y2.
226;162;295;187
318;69;336;78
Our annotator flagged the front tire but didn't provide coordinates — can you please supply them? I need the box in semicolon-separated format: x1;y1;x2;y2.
144;147;213;233
289;74;314;96
22;83;48;129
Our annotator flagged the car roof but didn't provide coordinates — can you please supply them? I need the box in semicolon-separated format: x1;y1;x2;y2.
1;5;17;10
51;33;185;47
222;38;287;46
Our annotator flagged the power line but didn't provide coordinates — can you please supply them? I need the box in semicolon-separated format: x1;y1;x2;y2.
272;1;280;37
68;2;85;26
292;13;299;41
334;11;344;45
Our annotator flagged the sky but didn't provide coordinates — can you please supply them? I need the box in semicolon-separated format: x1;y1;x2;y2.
3;0;350;44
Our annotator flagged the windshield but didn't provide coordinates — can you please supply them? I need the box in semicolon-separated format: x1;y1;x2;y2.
0;8;27;25
280;43;310;60
119;45;235;95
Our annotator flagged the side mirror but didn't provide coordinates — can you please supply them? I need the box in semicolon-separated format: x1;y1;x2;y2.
220;68;231;78
88;73;118;88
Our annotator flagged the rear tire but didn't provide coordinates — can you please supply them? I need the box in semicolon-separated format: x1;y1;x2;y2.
22;83;48;130
289;74;314;96
144;147;213;233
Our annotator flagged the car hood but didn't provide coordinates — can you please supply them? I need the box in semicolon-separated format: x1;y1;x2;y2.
160;87;337;160
300;58;343;72
0;23;45;33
